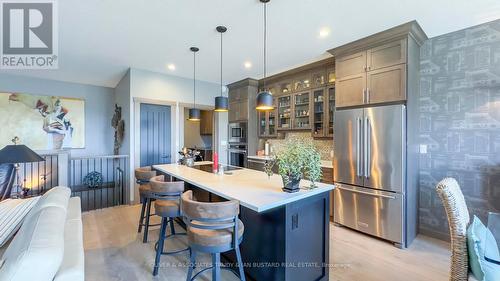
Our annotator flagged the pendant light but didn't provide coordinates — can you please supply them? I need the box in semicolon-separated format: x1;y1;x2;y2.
214;26;229;112
256;0;274;111
188;47;201;121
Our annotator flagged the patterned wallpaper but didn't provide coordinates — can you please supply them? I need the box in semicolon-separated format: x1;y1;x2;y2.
419;19;500;239
259;132;334;161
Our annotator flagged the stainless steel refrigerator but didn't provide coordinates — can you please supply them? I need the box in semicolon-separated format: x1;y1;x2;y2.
333;104;415;248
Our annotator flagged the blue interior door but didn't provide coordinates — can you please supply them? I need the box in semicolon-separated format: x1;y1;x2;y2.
140;104;171;167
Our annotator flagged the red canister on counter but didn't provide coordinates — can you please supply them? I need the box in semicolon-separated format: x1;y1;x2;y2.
213;152;218;172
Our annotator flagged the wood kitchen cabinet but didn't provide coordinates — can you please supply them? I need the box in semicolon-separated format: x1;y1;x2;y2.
199;110;213;135
366;64;406;104
336;73;366;107
327;86;335;137
366;39;406;71
228;99;248;122
334;38;408;108
277;95;292;130
336;51;366;78
293;91;311;130
258;97;278;138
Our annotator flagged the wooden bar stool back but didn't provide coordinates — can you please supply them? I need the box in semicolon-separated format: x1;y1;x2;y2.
150;175;189;276
134;166;158;243
181;190;245;281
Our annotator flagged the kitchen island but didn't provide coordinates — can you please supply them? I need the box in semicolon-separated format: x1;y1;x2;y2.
153;163;334;281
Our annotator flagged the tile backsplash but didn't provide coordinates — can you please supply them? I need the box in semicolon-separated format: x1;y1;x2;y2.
259;132;333;160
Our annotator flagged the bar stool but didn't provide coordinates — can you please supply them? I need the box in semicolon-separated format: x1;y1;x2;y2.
181;190;246;281
134;166;159;243
149;175;189;276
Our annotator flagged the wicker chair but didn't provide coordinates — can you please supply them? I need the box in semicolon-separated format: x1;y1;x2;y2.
435;178;478;281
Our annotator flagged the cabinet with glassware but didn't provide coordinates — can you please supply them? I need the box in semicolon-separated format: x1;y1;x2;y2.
257;58;335;137
258;97;278;138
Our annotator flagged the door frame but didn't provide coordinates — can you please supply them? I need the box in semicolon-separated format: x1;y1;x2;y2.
131;98;215;203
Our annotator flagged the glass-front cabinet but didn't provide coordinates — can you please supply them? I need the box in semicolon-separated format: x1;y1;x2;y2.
327;86;335;137
258;97;278;138
277;95;292;130
293;92;311;129
312;88;326;136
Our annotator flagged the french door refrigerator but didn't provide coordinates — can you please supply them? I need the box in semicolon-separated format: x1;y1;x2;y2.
333;104;409;247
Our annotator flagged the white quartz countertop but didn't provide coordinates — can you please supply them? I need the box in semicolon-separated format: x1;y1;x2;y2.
247;156;333;169
153;164;334;213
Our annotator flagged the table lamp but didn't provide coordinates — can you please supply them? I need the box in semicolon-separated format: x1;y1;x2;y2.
0;137;45;197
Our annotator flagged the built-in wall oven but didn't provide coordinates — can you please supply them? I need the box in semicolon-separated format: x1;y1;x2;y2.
228;143;247;167
229;122;247;144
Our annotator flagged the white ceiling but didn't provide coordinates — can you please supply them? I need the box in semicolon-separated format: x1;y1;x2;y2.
1;0;499;88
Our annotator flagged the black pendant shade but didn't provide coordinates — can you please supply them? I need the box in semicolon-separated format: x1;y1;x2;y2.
0;144;45;164
214;25;229;112
256;90;274;111
188;108;201;121
188;47;201;121
214;96;228;112
256;0;273;111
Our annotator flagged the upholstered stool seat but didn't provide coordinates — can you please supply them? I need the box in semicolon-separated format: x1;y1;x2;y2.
188;219;244;248
134;166;158;243
149;175;188;276
154;200;180;218
139;184;152;197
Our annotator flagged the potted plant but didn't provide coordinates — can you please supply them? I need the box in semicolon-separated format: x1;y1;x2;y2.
276;140;322;193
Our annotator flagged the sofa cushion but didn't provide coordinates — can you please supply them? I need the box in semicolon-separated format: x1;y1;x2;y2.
0;206;67;281
26;186;71;220
0;197;40;246
53;197;84;281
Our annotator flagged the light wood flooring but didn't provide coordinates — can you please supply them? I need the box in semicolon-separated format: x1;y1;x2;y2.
83;205;451;281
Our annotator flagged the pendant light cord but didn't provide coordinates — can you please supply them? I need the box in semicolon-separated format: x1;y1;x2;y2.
220;30;223;97
193;51;196;109
263;2;267;91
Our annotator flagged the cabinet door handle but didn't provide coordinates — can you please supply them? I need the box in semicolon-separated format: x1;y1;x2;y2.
363;65;367;71
362;88;366;104
366;88;370;103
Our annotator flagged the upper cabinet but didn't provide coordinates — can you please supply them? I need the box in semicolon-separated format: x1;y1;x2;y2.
336;51;366;78
199;110;213;135
366;64;406;104
366;39;406;71
277;95;292;130
293;92;311;129
256;58;335;135
335;39;407;108
227;79;258;122
258;97;278;138
330;21;428;109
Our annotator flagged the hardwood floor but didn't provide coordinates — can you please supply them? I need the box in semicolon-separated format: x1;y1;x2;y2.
83;205;451;281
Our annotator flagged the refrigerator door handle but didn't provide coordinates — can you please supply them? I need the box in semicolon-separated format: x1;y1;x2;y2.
337;186;396;200
356;117;362;177
364;117;371;178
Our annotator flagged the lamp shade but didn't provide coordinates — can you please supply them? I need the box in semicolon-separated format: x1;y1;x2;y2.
214;96;229;112
188;108;201;121
256;90;274;111
0;145;45;164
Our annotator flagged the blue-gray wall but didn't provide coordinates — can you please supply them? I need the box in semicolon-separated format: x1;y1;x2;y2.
419;20;500;239
0;74;115;157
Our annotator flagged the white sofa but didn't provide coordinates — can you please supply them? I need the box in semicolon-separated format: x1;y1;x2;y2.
0;187;84;281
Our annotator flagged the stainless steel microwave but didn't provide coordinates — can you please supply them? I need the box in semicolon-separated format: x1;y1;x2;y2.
228;122;247;144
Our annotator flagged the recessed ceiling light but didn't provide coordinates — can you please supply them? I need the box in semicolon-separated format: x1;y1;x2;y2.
244;61;252;69
319;27;330;38
167;63;176;71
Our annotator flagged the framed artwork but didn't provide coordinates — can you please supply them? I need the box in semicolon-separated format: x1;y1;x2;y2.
0;92;85;150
